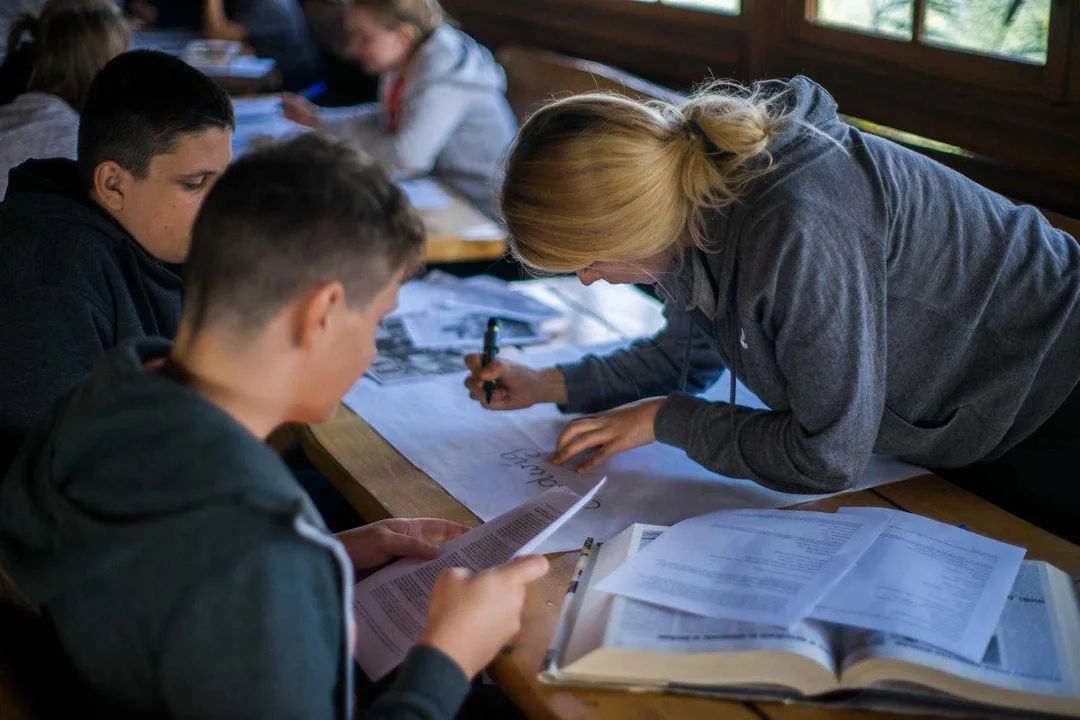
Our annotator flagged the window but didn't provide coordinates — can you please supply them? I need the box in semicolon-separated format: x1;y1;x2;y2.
809;0;1052;64
632;0;741;17
814;0;913;39
923;0;1050;64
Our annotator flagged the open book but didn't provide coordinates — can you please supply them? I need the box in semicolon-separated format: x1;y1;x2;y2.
542;524;1080;718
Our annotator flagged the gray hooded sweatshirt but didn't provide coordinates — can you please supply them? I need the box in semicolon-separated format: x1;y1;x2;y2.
559;77;1080;495
0;92;78;197
319;25;517;218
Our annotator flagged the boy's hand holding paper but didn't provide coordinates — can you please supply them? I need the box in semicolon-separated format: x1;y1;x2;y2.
353;480;605;679
337;518;471;569
421;555;550;677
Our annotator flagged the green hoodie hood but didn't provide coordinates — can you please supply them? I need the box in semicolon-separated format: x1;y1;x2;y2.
0;336;321;603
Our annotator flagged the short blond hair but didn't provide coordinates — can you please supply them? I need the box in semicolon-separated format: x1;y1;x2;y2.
350;0;445;34
500;82;793;274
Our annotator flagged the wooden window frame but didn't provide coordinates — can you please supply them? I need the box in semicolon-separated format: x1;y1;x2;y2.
1068;0;1080;102
790;0;1072;99
547;0;747;26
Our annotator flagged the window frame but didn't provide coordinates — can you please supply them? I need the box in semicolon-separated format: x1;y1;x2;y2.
790;0;1071;99
558;0;747;23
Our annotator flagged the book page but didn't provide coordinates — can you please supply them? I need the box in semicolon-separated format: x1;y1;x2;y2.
603;527;839;673
811;507;1025;662
352;485;599;680
595;510;890;627
840;562;1079;699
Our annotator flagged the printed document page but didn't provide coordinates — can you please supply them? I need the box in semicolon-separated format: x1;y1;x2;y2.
840;561;1080;699
605;527;839;672
353;484;600;680
595;509;890;627
811;507;1025;662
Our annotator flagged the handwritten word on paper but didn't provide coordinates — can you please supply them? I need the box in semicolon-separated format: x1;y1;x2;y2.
499;447;601;509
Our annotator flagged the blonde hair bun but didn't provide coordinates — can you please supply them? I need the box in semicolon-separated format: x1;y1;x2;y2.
500;81;792;275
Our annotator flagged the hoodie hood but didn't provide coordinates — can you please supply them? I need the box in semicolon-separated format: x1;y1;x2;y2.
4;158;115;234
0;338;317;604
3;157;186;276
674;77;844;430
5;155;85;200
678;77;842;316
759;76;841;158
409;25;507;94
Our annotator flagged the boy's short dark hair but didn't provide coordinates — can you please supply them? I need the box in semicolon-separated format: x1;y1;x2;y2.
184;133;425;336
77;49;235;188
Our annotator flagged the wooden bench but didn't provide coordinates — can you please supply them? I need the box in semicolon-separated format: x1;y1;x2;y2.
496;45;684;121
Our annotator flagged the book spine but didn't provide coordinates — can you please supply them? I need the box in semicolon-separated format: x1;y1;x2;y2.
541;537;596;673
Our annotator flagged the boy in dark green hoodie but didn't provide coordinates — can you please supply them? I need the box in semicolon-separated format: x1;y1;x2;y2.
0;132;549;718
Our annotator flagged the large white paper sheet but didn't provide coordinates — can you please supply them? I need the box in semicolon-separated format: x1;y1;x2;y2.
594;509;890;627
353;486;598;680
810;507;1025;662
231;96;282;119
342;340;926;553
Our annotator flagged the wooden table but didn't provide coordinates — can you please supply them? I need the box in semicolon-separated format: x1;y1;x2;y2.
301;278;1080;720
229;93;508;264
131;30;280;95
417;184;507;264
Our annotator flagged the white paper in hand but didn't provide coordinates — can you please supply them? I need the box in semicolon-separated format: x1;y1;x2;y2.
352;483;602;680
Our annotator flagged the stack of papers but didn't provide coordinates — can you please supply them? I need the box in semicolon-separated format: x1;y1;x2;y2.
130;30;198;56
183;40;275;78
398;178;452;211
422;271;561;321
366;273;561;385
231;96;283;120
459;221;505;241
598;508;1026;663
230;96;308;156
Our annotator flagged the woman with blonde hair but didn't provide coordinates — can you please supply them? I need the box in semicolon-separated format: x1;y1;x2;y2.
0;0;128;197
464;77;1080;541
282;0;517;217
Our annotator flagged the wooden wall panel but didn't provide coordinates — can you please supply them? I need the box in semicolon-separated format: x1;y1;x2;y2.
442;0;1080;217
444;0;745;89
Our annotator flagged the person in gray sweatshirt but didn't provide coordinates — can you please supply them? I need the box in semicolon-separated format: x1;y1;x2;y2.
0;133;550;718
0;0;129;197
464;77;1080;542
280;0;517;218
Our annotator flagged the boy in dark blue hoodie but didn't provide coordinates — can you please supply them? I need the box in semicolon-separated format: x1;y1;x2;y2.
0;49;234;474
0;133;549;718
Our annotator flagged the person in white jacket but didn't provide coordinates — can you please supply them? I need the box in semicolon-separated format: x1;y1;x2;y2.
282;0;516;218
